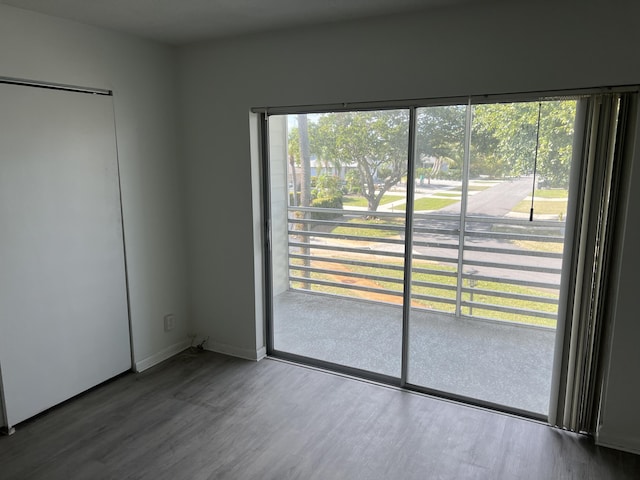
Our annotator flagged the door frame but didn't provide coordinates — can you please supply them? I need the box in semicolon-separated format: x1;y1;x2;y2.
256;86;638;425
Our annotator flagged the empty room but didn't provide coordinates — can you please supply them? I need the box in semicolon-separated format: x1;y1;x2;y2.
1;0;640;478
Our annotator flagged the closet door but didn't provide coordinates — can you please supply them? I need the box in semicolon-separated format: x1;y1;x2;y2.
0;83;130;428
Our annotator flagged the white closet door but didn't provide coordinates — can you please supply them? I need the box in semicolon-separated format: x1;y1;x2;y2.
0;83;131;427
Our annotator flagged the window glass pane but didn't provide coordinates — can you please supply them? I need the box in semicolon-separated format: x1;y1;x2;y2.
270;110;409;377
408;100;577;416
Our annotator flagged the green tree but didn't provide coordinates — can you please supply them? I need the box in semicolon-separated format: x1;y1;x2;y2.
287;127;299;205
311;174;343;219
313;110;409;212
415;105;467;181
535;101;576;188
344;169;361;194
472;100;576;187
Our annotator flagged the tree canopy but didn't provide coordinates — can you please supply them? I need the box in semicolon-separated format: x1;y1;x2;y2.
289;110;409;211
287;100;576;212
472;100;576;187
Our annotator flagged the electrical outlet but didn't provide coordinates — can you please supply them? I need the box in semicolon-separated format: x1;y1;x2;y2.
164;314;176;332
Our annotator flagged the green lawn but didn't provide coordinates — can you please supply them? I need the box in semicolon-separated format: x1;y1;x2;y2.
342;194;404;207
512;199;568;216
512;240;564;254
342;187;483;209
534;189;569;198
331;218;404;238
432;192;462;198
397;197;458;211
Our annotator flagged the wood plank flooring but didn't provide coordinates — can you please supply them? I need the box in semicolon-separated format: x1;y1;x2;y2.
0;350;638;479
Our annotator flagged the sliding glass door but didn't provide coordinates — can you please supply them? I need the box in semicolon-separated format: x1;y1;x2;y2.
263;92;631;420
268;110;409;378
407;100;576;415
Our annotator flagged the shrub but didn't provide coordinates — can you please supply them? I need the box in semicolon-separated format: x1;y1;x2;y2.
289;192;301;205
311;195;343;220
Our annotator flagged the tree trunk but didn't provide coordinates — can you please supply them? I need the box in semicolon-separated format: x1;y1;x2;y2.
368;191;383;212
299;115;312;208
362;168;378;216
298;114;312;289
288;154;298;206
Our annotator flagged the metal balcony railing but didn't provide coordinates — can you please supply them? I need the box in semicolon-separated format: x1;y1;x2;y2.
286;206;565;329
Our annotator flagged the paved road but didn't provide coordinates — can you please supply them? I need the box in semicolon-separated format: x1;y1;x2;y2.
313;177;565;286
375;177;563;285
440;177;533;216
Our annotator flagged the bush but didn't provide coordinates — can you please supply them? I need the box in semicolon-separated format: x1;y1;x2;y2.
309;174;344;220
289;192;301;205
313;174;342;198
310;195;343;220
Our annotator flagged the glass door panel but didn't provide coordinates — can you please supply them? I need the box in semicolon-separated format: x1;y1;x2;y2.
407;100;578;416
269;110;409;378
409;105;466;314
265;97;579;417
406;103;468;397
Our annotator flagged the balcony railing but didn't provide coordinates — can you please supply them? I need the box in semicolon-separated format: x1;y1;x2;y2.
286;206;564;329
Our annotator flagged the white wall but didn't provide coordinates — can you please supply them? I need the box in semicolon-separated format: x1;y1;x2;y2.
0;5;190;374
178;0;640;451
0;365;7;430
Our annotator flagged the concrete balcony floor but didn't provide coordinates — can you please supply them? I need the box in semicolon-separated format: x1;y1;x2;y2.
273;290;556;416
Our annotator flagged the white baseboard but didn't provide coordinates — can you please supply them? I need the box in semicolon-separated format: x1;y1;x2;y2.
134;339;191;372
208;341;266;361
256;346;267;360
596;431;640;455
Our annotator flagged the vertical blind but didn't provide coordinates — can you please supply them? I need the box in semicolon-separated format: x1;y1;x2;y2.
549;93;637;433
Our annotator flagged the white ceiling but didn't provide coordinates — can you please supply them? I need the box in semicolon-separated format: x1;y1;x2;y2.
0;0;478;45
